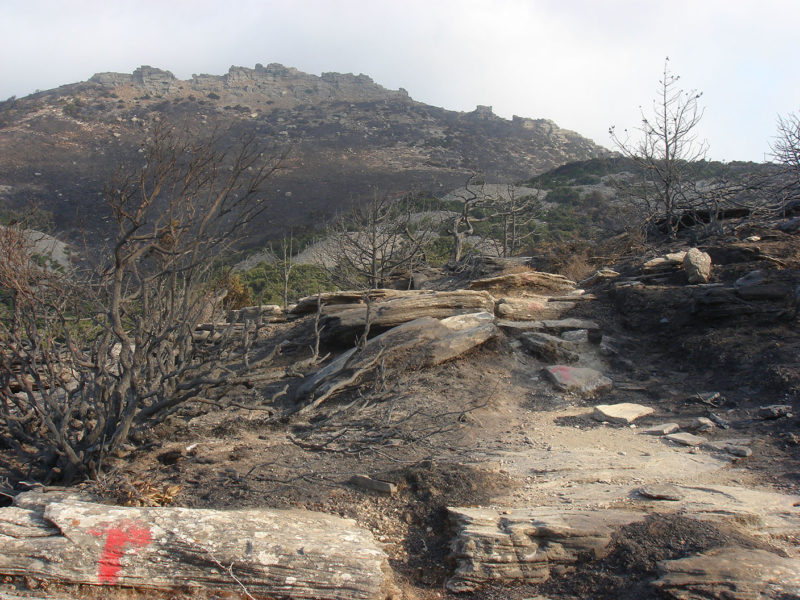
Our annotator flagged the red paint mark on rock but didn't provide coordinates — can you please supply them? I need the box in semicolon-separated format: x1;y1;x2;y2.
548;365;575;383
89;520;153;584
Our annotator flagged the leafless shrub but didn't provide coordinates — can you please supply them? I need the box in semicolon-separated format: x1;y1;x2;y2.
0;121;285;481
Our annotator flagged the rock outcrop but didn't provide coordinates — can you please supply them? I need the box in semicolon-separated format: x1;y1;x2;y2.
653;547;800;599
446;507;646;592
0;493;393;600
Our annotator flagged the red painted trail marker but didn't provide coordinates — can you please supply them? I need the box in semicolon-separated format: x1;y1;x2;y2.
89;520;153;584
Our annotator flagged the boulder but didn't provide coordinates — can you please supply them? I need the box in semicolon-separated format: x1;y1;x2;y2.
319;290;495;344
543;365;612;396
593;403;654;424
519;332;580;363
653;547;800;599
446;507;646;592
0;496;392;600
683;248;712;284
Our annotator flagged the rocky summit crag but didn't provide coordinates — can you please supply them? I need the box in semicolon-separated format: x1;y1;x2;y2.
0;63;607;245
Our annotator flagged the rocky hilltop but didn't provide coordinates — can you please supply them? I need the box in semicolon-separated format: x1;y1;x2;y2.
0;64;608;245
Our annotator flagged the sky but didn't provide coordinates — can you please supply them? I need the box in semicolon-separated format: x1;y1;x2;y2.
2;0;798;162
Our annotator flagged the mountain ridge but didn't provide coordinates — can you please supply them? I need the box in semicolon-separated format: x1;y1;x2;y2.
0;63;610;246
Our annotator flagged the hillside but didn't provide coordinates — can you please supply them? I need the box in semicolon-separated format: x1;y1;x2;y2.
0;64;608;247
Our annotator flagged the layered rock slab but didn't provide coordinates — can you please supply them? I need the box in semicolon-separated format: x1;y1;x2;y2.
0;495;392;600
295;312;497;409
318;290;495;344
446;507;646;592
653;547;800;599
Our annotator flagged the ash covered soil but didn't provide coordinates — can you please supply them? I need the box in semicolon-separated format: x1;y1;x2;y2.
2;225;799;600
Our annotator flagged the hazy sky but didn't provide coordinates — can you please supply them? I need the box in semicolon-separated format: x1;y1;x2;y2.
2;0;798;161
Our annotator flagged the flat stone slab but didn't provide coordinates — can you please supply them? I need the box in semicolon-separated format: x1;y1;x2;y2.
653;547;800;599
0;494;392;600
543;366;612;396
637;484;684;501
639;422;680;436
666;432;708;447
593;403;654;424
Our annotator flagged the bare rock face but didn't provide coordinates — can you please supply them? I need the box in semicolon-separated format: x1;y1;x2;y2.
653;547;800;599
446;507;646;592
0;496;392;600
683;248;712;284
543;365;612;396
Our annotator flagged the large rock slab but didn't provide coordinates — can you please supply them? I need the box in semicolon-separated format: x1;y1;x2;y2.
593;402;654;424
295;312;497;409
469;271;576;295
519;332;580;363
543;365;612;396
495;297;576;321
0;496;391;600
653;547;800;599
446;507;646;592
319;290;495;344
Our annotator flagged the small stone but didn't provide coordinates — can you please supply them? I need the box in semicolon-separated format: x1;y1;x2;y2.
349;475;397;495
724;445;753;457
639;423;680;436
689;417;715;433
666;432;708;447
637;484;684;501
593;403;654;424
708;412;731;429
758;405;793;420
